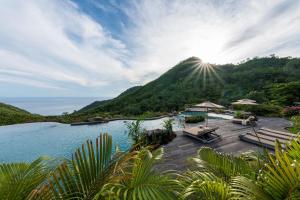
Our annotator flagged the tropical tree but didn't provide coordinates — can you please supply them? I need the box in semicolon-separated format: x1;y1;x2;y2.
36;133;124;199
0;157;53;200
35;133;179;200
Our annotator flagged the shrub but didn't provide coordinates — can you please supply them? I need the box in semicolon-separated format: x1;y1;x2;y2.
289;115;300;134
234;104;283;116
185;115;205;123
234;111;249;119
283;106;300;117
163;118;175;134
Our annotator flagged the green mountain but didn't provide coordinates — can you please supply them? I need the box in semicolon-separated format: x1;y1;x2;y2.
77;56;300;116
0;103;45;125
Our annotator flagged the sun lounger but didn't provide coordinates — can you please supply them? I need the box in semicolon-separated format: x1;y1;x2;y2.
239;133;284;150
239;127;295;150
247;132;288;144
260;127;297;138
183;126;221;143
257;129;296;141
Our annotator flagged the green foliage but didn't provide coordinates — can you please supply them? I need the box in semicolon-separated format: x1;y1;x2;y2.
234;111;243;119
0;102;45;126
78;56;300;116
180;171;232;200
289;115;300;134
234;104;283;116
124;119;145;145
101;148;180;199
40;133;118;199
0;157;52;200
269;81;300;106
185;115;205;123
163;118;175;133
195;147;259;180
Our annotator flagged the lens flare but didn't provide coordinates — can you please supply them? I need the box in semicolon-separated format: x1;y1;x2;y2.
186;57;224;89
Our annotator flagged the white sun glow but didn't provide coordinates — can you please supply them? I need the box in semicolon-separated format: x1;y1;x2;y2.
187;58;224;88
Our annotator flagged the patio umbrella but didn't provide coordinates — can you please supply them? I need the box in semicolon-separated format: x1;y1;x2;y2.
194;101;224;127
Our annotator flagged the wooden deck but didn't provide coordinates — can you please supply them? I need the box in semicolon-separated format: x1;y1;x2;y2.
155;117;291;171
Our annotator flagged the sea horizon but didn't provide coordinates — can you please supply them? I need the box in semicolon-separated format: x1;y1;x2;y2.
0;96;111;116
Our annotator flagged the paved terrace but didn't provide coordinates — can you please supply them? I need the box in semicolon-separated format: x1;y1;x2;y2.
155;117;291;171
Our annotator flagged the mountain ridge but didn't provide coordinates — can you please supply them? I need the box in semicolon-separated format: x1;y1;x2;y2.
77;56;300;116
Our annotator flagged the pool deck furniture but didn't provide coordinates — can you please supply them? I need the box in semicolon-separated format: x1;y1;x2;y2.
155;117;291;172
239;127;297;150
183;126;221;143
231;116;256;126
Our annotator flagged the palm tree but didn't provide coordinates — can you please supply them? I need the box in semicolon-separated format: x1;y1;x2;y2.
0;157;52;200
101;148;180;199
180;137;300;200
231;140;300;199
178;147;261;199
34;133;178;200
36;133;121;199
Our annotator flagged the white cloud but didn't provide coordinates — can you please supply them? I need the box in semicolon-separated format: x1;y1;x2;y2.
1;0;300;96
122;0;300;82
0;0;129;91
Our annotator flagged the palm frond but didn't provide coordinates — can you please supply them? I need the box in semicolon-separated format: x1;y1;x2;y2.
39;133;120;199
180;171;231;200
101;148;180;200
229;176;272;200
260;141;300;199
195;147;258;180
0;157;52;200
286;135;300;161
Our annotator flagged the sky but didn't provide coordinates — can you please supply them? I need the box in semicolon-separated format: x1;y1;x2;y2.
0;0;300;97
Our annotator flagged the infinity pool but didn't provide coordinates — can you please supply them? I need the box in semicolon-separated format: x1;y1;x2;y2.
0;117;182;163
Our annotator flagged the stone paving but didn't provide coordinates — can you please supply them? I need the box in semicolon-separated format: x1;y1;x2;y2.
155;117;291;171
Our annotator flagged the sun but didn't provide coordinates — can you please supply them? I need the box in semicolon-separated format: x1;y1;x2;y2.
186;57;223;88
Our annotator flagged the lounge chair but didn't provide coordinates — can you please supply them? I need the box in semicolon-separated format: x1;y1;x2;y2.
183;126;221;143
231;116;256;126
239;127;296;150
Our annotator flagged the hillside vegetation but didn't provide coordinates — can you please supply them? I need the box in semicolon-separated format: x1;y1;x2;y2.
0;103;45;125
77;56;300;116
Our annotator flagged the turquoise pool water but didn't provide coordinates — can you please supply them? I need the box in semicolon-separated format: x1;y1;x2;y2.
180;111;233;120
0;117;182;163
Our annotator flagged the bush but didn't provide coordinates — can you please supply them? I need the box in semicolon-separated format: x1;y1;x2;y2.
185;115;205;123
289;115;300;134
233;104;283;116
283;106;300;117
143;129;176;146
163;118;174;134
234;111;249;119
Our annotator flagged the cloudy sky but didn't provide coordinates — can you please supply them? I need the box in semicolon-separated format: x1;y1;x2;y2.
1;0;300;97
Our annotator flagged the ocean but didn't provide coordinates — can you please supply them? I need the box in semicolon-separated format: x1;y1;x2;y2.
0;97;109;115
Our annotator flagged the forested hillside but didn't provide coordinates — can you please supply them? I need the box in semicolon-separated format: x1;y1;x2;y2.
0;103;45;125
78;56;300;116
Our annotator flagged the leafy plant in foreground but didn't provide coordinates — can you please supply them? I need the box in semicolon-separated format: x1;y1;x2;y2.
101;148;180;199
0;157;52;200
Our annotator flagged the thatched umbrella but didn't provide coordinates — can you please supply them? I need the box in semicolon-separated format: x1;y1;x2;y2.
231;99;263;146
194;101;224;127
232;99;258;105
